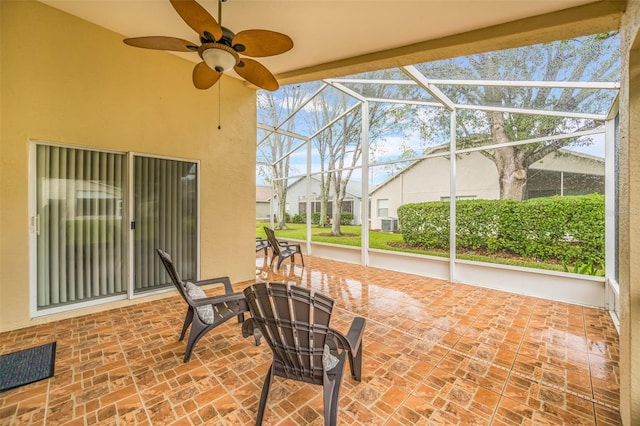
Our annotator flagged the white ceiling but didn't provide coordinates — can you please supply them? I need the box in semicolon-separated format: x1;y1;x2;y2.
40;0;601;82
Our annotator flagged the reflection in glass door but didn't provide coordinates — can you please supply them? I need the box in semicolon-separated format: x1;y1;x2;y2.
133;156;198;293
35;145;127;309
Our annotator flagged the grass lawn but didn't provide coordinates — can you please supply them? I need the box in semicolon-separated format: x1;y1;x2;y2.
256;221;565;272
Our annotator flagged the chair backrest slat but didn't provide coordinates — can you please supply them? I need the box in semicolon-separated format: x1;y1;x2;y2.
263;227;282;256
244;282;334;383
156;248;192;303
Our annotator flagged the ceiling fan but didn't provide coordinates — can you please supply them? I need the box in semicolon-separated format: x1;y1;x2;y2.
123;0;293;91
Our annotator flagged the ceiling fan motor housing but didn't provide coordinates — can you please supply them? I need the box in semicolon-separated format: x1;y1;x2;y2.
199;43;239;72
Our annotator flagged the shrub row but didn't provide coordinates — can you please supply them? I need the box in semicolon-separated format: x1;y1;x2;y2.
397;194;604;265
290;212;354;225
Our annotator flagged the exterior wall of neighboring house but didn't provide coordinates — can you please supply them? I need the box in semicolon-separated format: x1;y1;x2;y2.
279;176;362;225
369;150;604;230
370;153;497;230
256;185;273;220
0;1;257;332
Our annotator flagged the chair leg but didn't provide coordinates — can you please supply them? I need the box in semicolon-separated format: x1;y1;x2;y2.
184;322;209;363
180;308;194;341
256;365;274;425
348;348;363;381
323;365;345;426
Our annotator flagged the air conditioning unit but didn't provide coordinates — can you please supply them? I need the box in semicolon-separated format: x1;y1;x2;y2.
381;218;398;232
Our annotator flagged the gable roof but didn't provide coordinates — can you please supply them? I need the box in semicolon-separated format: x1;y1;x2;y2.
256;185;273;203
370;147;604;195
287;175;362;198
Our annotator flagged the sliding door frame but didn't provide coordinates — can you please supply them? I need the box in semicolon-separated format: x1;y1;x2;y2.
127;152;201;299
29;141;201;317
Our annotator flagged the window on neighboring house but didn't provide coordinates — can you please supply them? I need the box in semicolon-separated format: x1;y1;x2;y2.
377;199;389;217
440;195;477;201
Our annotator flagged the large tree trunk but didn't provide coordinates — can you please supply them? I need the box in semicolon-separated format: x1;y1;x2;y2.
489;112;528;201
319;175;330;227
330;194;343;235
494;150;528;200
273;177;288;230
330;174;343;236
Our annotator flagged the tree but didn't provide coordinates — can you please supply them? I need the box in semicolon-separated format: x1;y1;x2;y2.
309;73;409;235
257;84;311;229
413;33;620;200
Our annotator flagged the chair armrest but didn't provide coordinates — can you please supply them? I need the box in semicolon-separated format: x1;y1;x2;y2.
241;317;263;345
328;316;365;354
194;276;234;294
280;241;301;250
190;292;247;307
345;317;366;354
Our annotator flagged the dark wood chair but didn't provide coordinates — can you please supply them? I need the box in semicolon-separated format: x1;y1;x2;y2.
263;226;304;269
256;237;269;256
242;282;365;426
156;249;259;362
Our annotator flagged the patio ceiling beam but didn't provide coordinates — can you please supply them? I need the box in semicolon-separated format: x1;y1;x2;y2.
307;103;362;141
274;82;329;131
272;163;364;182
326;78;620;91
400;65;456;111
257;83;329;147
324;78;416;86
367;98;442;108
324;81;367;102
456;103;607;120
455;127;604;155
262;103;361;166
257;123;309;143
606;93;620;121
424;79;620;90
274;1;624;86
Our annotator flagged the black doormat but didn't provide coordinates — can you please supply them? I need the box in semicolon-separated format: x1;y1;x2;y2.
0;342;56;392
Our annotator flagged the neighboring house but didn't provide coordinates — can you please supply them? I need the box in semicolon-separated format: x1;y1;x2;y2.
274;176;363;225
369;148;605;230
256;185;273;220
42;178;123;220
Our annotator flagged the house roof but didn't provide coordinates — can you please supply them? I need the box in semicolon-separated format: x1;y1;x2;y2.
288;175;362;198
256;185;272;203
369;147;605;195
39;1;622;86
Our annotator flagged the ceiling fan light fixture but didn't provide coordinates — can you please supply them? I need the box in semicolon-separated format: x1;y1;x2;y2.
201;43;238;72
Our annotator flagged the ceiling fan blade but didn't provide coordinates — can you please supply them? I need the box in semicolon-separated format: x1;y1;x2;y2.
232;30;294;57
123;36;198;52
234;58;279;91
170;0;222;41
193;61;222;89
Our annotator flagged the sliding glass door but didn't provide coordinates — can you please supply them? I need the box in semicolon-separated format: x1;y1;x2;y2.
35;145;127;309
132;156;198;293
34;145;198;311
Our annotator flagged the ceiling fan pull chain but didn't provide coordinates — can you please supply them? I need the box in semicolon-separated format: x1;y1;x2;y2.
218;78;222;130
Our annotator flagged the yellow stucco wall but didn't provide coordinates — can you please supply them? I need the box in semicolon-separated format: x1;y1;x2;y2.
619;1;640;424
0;1;257;331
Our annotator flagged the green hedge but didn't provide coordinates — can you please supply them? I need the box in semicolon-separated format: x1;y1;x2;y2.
397;194;604;265
290;212;354;225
